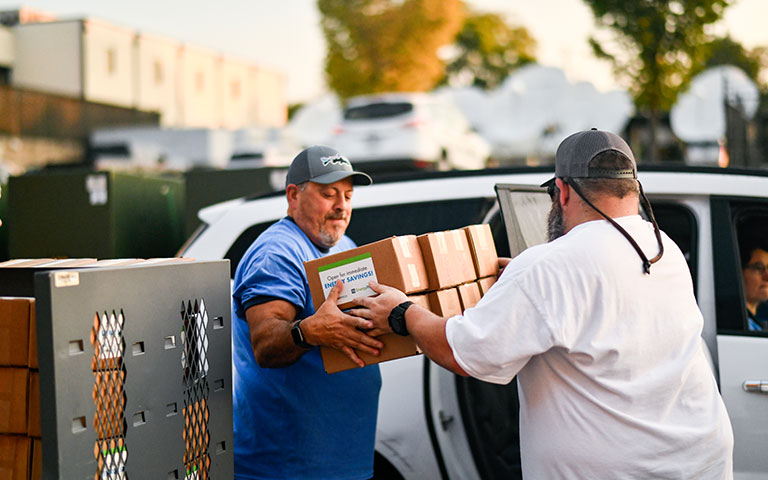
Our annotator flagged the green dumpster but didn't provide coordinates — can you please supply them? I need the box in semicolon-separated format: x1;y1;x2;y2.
8;169;185;259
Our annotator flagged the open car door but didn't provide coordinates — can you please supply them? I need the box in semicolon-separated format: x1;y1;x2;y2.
494;183;551;256
425;184;550;480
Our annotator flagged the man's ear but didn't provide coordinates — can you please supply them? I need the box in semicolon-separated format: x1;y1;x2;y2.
555;178;569;204
286;184;299;206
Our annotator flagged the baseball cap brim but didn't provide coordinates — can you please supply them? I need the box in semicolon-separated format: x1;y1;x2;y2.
311;170;372;186
540;177;555;188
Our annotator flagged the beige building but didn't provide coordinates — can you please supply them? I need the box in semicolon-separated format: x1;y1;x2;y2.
7;15;286;128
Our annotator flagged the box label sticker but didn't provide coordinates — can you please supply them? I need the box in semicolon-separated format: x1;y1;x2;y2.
408;263;421;288
437;232;448;255
318;253;378;304
452;230;465;251
54;272;80;288
398;236;412;258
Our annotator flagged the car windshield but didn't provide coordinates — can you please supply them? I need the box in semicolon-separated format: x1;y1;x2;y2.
343;102;413;120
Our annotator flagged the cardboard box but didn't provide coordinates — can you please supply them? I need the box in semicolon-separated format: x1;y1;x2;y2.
27;301;37;369
427;289;462;318
457;282;482;311
0;298;33;366
0;368;29;434
320;294;429;374
477;276;497;296
0;435;30;480
463;224;499;278
305;236;428;311
418;230;476;290
30;438;41;480
27;372;40;438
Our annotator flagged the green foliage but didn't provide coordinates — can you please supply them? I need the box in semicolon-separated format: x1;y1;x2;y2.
704;36;760;81
442;11;537;90
318;0;464;100
585;0;732;113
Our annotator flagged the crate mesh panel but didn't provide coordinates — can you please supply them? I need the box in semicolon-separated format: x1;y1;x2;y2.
182;299;210;480
90;310;128;480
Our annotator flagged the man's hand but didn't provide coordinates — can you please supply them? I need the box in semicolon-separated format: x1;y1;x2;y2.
350;281;409;334
352;280;469;377
301;281;384;367
498;257;511;275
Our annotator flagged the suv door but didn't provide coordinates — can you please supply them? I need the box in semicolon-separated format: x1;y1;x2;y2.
711;198;768;478
424;185;550;480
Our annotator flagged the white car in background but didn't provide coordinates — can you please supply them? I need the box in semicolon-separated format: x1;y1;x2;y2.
228;127;302;169
181;167;768;479
328;93;491;171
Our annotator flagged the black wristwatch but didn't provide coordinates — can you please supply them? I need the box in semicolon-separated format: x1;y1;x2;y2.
388;301;414;336
291;320;313;349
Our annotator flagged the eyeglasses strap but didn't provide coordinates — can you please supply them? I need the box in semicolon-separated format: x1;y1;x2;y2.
565;178;664;274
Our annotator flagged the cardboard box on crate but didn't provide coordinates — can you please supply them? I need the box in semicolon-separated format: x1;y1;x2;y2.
0;434;31;480
0;298;35;367
0;368;29;435
417;230;476;290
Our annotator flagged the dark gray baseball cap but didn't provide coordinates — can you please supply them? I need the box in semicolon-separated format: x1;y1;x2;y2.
541;128;636;187
285;145;372;188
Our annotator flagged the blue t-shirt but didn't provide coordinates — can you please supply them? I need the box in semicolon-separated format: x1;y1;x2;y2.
232;217;382;480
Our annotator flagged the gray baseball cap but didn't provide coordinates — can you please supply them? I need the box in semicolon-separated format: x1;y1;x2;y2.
285;145;372;188
541;128;636;187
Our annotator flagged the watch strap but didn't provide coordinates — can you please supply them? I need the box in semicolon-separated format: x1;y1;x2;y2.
291;319;313;349
388;301;414;336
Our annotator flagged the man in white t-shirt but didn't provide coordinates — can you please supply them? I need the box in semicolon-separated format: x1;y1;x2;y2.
353;129;734;479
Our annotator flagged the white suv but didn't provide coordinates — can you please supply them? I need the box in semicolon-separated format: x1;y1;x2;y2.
181;167;768;479
328;93;491;171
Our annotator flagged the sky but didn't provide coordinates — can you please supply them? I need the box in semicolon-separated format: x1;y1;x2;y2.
1;0;766;103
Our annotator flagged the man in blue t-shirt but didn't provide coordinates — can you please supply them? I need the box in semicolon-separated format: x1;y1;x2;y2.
232;145;383;480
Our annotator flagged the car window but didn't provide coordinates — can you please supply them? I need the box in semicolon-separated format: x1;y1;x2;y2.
712;198;768;334
652;203;698;295
223;197;496;279
343;102;413;120
225;221;274;278
345;197;496;246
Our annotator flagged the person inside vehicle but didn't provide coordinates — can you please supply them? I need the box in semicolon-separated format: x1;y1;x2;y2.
230;145;383;480
740;240;768;331
352;129;734;479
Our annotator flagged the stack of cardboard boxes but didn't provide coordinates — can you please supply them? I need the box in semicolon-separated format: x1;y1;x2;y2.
305;224;499;373
0;298;41;480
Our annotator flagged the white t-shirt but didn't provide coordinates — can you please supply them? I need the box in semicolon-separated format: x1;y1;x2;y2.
446;215;734;479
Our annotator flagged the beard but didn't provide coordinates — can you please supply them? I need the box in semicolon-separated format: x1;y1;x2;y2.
317;211;349;247
547;200;565;242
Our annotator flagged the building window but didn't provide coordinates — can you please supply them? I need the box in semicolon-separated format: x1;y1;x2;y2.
231;80;240;100
153;60;164;85
106;48;116;75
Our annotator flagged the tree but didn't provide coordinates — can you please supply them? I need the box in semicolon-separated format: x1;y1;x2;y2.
318;0;464;100
704;35;766;86
584;0;733;162
441;11;537;90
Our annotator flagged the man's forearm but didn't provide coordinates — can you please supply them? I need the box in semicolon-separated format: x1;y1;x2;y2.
405;306;468;376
